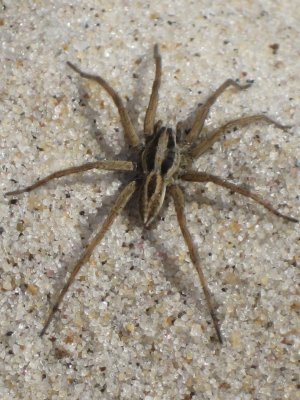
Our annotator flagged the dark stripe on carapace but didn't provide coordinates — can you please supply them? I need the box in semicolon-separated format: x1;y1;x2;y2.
147;173;158;198
161;152;175;175
161;128;176;175
144;133;160;171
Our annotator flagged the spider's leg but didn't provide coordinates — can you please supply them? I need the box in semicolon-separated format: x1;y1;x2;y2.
181;171;298;223
190;115;290;159
144;44;162;136
169;184;223;343
5;160;135;196
186;79;252;144
67;62;140;149
40;180;137;336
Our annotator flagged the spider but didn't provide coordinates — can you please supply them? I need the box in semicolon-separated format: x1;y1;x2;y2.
5;45;298;343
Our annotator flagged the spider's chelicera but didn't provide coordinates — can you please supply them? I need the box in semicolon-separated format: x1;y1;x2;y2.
6;45;298;343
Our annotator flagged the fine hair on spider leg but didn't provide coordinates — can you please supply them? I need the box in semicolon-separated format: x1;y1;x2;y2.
5;45;298;343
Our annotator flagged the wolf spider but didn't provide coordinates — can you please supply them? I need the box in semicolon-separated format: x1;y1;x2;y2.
6;45;298;343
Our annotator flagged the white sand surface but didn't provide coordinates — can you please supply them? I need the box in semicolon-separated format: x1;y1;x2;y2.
1;1;299;399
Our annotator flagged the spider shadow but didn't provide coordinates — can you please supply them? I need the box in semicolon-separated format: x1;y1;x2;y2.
49;52;248;333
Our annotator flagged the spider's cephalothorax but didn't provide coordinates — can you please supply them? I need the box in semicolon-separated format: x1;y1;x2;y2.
6;45;298;342
140;124;181;225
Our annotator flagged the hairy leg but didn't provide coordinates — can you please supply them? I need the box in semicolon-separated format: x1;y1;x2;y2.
190;115;290;158
67;62;140;148
186;79;252;144
181;171;298;223
169;184;223;343
5;160;135;196
144;44;162;136
40;180;137;336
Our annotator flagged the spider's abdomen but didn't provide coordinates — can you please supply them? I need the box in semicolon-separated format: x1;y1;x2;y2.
140;126;180;225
